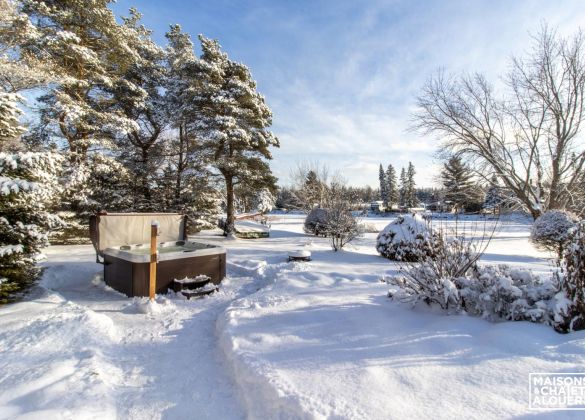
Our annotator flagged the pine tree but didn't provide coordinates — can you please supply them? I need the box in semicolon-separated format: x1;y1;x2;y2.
178;35;279;235
162;25;223;228
15;0;146;213
399;167;407;207
379;164;387;204
17;0;143;160
0;92;63;301
303;170;326;209
441;156;481;212
252;188;275;214
0;93;25;147
483;175;504;214
110;8;168;211
385;164;398;209
404;162;417;208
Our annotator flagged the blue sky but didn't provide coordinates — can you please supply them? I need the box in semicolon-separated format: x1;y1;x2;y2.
112;0;585;188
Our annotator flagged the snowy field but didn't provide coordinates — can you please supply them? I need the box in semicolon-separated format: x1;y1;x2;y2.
1;214;584;419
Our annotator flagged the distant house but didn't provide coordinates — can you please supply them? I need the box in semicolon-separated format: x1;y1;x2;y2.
426;201;455;213
370;201;386;212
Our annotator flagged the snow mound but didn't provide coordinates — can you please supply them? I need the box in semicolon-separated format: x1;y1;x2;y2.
228;259;268;278
125;295;178;315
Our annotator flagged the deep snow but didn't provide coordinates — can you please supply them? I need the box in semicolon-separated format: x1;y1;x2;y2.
1;214;584;419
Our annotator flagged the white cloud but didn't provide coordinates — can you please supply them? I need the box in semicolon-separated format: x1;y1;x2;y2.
113;0;585;187
261;0;585;187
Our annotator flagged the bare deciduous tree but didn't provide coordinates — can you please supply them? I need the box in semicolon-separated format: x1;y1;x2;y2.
413;26;585;219
290;161;331;210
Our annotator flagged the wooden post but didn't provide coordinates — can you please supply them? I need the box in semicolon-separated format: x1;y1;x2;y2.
149;221;159;301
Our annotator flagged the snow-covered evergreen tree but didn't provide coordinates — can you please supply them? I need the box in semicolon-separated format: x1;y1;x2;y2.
404;162;417;208
553;221;585;332
253;188;275;214
379;164;387;204
399;167;406;207
0;0;52;95
441;156;481;212
110;8;168;211
302;170;326;209
17;0;143;157
15;0;145;211
385;164;398;209
0;151;64;301
0;92;25;148
176;34;278;235
0;91;63;301
155;25;224;228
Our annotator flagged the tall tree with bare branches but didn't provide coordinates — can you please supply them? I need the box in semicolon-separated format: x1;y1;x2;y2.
413;26;585;219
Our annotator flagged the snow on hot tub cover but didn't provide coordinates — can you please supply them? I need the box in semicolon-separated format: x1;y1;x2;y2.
93;213;186;253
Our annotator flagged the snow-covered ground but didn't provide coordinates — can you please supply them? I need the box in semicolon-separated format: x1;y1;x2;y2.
1;214;584;419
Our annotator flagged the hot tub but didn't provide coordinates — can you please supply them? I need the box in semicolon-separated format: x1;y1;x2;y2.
102;240;226;297
90;212;226;297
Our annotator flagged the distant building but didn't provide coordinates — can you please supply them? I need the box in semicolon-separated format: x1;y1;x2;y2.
370;201;386;212
426;201;455;213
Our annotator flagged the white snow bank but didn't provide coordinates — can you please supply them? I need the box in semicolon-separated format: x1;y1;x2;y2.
0;290;122;419
218;228;585;419
0;245;254;419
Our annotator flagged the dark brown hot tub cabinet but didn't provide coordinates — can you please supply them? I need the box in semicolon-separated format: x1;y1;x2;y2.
90;212;226;297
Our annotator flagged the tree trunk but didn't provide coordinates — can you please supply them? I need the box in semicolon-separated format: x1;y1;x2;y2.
225;175;235;235
529;207;542;221
175;124;186;203
141;148;151;203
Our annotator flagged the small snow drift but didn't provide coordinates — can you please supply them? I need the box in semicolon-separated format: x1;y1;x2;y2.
234;220;270;239
376;213;433;261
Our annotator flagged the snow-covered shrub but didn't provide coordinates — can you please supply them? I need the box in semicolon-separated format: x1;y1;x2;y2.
388;266;462;310
304;208;328;236
386;232;481;310
0;152;64;302
376;214;434;261
388;262;556;321
553;221;585;332
456;265;555;322
531;210;579;260
323;204;362;251
387;218;501;311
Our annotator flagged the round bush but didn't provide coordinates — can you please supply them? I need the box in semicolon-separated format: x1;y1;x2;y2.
304;208;329;236
530;210;579;258
376;214;434;261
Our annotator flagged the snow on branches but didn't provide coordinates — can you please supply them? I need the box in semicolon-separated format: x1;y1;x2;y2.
553;221;585;332
0;150;63;301
530;210;579;261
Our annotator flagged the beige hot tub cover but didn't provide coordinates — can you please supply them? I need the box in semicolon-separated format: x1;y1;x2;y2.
90;213;187;256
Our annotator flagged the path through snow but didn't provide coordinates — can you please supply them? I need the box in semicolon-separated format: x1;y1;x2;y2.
0;243;283;419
